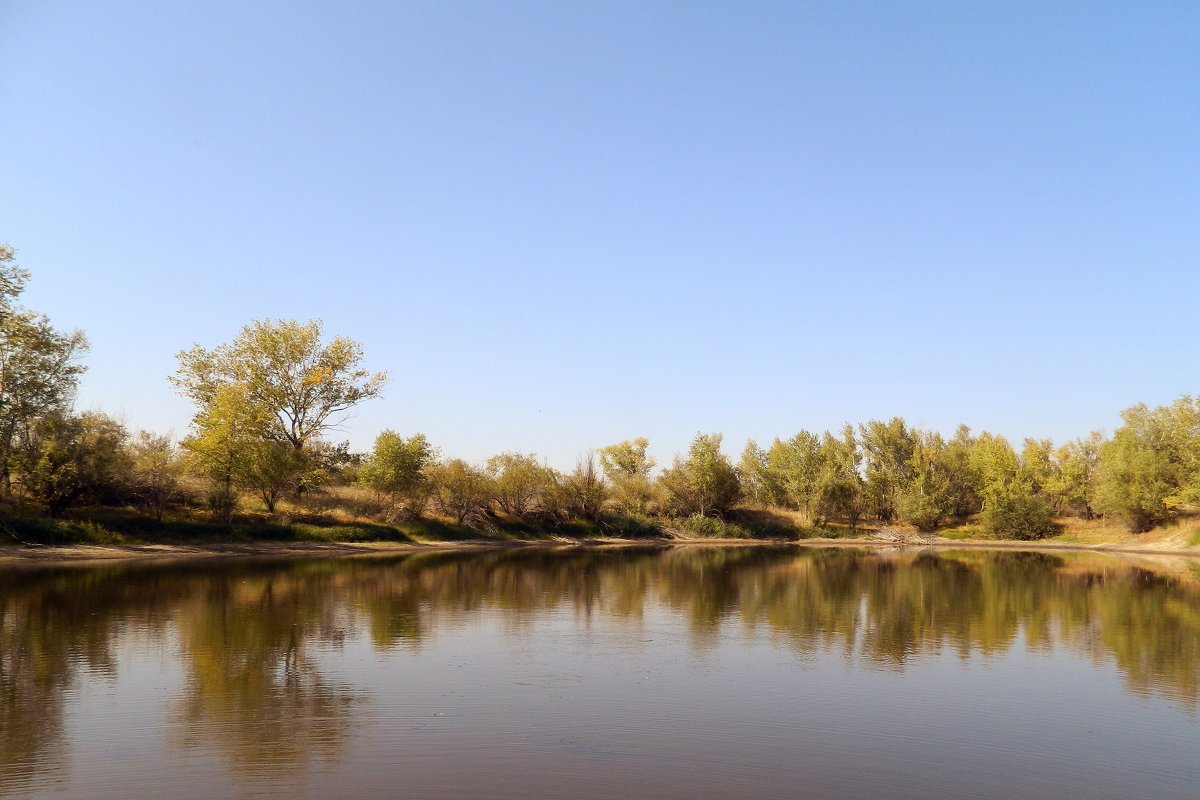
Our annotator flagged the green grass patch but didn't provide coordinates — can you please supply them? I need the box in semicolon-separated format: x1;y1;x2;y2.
665;512;814;540
3;516;126;545
669;515;753;539
290;522;413;543
938;525;985;541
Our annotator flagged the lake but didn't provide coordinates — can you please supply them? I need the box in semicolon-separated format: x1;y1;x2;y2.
1;545;1197;799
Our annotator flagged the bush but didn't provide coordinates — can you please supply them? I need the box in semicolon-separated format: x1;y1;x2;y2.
981;493;1058;540
599;513;662;539
670;514;752;539
898;490;944;533
659;433;741;518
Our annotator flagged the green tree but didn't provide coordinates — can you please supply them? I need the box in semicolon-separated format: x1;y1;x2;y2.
660;433;740;518
859;418;917;522
738;440;783;508
180;384;270;519
19;411;130;516
898;431;952;532
0;247;88;491
598;438;656;515
1020;438;1057;499
1096;400;1198;532
172;319;386;495
128;431;184;520
359;432;437;515
766;431;824;520
563;453;607;522
970;432;1020;511
980;490;1058;539
814;426;865;528
1047;432;1102;518
485;452;550;517
428;459;490;525
942;424;981;518
236;439;301;514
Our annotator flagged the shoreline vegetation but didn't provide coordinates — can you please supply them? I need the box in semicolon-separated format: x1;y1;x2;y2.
4;246;1200;562
3;506;1199;565
4;531;1200;567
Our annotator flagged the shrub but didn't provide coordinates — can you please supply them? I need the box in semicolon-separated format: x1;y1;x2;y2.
981;492;1058;540
670;514;752;539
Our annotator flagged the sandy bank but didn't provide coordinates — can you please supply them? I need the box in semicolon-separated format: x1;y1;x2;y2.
2;533;1199;567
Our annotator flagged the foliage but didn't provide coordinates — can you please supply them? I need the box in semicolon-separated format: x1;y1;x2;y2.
598;438;657;514
172;319;385;502
18;411;130;516
598;513;662;539
180;384;277;516
127;431;185;520
980;489;1059;539
660;433;740;518
0;246;88;490
485;452;553;517
1047;432;1102;518
1095;400;1199;532
737;440;780;507
173;319;387;451
669;514;753;539
815;426;865;528
562;453;607;522
765;430;823;518
942;424;980;518
858;418;917;522
359;431;438;515
428;459;491;525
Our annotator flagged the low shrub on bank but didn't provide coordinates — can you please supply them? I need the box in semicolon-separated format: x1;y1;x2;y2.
981;494;1059;540
599;514;662;539
2;517;124;545
670;515;752;539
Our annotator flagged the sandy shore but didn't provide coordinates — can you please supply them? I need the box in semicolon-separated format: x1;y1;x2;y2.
2;534;1199;567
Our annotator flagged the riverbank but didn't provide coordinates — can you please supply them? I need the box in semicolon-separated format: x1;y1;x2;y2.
4;530;1200;566
3;504;1199;566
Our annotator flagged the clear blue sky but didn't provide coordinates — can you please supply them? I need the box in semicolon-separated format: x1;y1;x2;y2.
2;1;1198;468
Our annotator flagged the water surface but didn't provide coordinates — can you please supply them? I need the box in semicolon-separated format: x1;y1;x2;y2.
2;546;1198;798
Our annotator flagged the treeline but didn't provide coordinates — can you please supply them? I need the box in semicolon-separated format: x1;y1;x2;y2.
354;383;1200;541
1;246;1197;540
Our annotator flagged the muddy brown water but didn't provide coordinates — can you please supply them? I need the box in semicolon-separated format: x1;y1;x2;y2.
1;546;1197;799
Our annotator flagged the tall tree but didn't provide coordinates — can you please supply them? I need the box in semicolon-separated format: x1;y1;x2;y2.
0;246;88;490
1047;432;1103;517
598;438;656;515
172;319;386;496
859;418;917;522
128;431;184;520
815;426;865;528
1096;399;1200;532
942;424;981;518
766;431;824;520
660;433;740;518
738;440;783;508
173;319;386;452
485;452;550;517
428;459;490;525
898;431;953;532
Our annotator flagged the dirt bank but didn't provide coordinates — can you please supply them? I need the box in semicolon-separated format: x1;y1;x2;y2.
2;533;1199;567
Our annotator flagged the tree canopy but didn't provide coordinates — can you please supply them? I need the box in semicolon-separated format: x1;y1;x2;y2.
173;319;387;452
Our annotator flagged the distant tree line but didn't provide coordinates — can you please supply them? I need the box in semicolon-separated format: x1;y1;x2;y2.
1;245;1197;539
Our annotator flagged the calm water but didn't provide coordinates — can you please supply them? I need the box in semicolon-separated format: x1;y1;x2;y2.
1;546;1198;799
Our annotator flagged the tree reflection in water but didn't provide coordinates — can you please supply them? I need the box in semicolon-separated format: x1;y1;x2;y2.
1;547;1198;792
